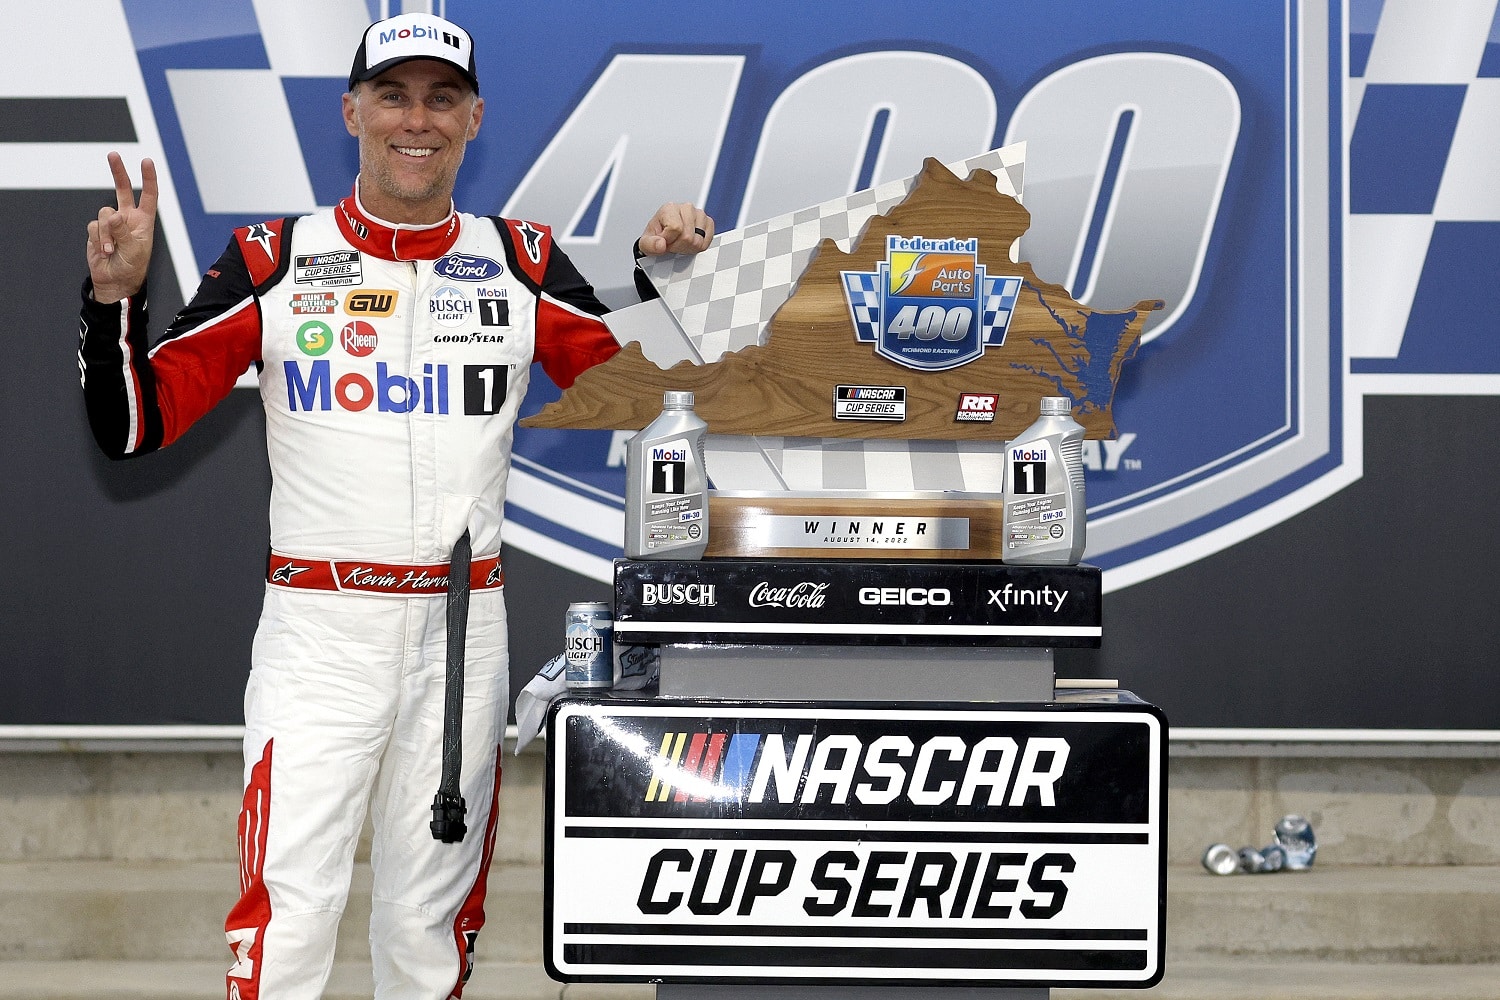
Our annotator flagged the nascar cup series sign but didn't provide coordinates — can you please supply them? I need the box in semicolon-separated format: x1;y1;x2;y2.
40;0;1498;590
546;700;1166;986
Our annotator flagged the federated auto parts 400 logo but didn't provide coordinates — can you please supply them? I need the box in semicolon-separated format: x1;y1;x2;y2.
841;236;1023;371
48;0;1500;590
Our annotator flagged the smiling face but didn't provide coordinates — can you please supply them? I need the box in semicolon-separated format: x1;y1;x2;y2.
342;59;484;225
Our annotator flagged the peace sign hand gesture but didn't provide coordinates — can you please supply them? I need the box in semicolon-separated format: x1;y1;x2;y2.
87;152;159;305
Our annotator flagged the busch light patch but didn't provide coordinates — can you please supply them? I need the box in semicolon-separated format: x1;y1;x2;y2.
429;284;475;328
842;236;1022;372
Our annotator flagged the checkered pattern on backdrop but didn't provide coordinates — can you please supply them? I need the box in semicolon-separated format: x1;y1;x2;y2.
1347;0;1500;374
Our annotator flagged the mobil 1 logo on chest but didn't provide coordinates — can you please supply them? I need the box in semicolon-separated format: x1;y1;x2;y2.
547;701;1165;986
283;361;511;416
284;342;510;418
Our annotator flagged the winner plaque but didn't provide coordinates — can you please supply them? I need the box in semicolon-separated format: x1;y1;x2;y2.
706;492;1004;560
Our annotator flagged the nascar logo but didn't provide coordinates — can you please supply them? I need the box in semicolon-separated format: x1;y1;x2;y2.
555;703;1159;981
644;730;1070;807
293;250;362;286
834;384;907;421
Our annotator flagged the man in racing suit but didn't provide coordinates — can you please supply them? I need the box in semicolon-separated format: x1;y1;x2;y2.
77;12;712;1000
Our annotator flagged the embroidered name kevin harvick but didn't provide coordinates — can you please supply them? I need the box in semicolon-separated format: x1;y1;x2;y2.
77;193;620;564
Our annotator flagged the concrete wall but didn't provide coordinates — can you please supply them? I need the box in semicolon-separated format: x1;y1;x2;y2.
1167;742;1500;866
0;744;546;867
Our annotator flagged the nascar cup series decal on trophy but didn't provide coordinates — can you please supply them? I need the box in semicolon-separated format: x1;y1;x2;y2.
564;602;614;690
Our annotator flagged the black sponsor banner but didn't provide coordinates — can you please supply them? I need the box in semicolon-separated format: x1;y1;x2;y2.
545;699;1165;987
613;559;1101;647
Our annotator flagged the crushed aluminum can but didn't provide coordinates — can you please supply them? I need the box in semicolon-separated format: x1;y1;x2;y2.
1202;843;1239;876
1274;814;1317;869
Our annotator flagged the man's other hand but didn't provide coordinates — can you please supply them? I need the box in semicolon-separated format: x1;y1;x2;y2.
636;202;714;257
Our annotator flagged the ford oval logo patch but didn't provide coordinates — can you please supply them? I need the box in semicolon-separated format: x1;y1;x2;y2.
434;253;504;282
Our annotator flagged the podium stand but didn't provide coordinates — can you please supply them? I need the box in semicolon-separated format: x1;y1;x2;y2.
544;559;1165;997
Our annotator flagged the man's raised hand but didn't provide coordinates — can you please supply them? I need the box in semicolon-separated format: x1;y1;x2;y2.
636;202;714;258
87;153;159;304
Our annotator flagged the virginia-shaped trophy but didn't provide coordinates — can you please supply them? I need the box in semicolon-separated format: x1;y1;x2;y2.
523;143;1161;561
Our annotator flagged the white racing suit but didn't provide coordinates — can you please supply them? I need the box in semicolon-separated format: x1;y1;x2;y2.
78;191;619;999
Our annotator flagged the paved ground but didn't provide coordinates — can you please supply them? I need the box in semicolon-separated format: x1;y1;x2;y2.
2;959;1499;1000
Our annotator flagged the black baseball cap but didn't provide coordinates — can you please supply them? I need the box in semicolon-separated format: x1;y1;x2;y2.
349;13;479;94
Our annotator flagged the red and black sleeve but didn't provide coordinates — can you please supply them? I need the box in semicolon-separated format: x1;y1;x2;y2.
490;217;620;390
78;220;291;459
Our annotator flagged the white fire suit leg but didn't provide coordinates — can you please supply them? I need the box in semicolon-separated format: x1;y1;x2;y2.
225;586;508;1000
369;586;508;999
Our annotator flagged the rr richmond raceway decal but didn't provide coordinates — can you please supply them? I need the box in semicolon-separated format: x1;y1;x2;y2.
546;700;1165;985
40;0;1499;589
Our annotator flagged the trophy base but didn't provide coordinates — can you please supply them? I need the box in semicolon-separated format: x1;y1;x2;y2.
705;491;1004;560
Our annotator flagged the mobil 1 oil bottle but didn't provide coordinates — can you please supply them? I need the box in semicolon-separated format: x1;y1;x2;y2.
1001;396;1087;565
625;391;709;560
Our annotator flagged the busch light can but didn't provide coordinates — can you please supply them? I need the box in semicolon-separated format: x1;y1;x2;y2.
1273;814;1317;869
565;602;614;689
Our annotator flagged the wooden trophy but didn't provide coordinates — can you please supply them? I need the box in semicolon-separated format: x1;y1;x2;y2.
523;154;1160;560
